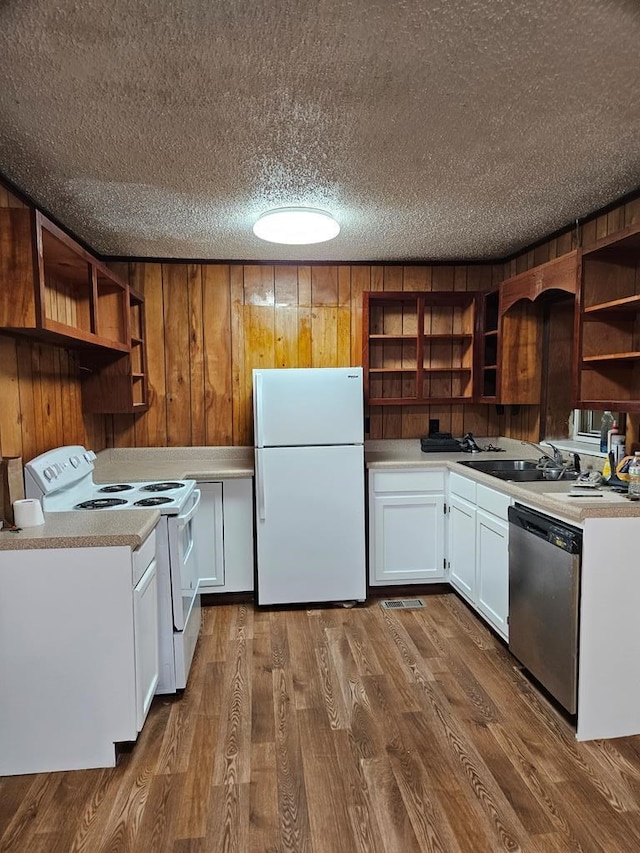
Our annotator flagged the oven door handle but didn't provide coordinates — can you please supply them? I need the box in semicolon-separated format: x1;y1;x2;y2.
177;488;201;528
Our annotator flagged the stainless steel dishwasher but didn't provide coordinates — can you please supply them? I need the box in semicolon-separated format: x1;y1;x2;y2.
508;504;582;714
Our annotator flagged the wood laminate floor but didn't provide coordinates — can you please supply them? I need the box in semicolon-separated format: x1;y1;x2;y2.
2;594;640;852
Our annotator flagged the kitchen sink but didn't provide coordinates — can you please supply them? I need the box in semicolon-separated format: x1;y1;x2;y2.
456;458;579;482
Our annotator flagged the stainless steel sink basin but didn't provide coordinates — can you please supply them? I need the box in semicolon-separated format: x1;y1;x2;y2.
460;459;539;472
456;459;579;482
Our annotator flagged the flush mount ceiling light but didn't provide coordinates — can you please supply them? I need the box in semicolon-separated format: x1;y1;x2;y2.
252;207;340;244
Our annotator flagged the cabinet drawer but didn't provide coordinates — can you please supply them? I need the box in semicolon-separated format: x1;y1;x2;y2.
372;469;445;494
476;483;511;519
449;471;476;503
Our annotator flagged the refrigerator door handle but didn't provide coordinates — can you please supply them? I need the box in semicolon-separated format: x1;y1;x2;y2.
254;372;264;449
256;450;266;521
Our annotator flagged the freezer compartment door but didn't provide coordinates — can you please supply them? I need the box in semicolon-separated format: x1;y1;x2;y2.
253;367;363;447
255;445;366;605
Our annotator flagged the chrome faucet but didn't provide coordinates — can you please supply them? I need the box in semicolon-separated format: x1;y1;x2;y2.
520;440;564;467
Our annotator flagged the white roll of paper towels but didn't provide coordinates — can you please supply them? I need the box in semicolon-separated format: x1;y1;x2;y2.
13;498;45;528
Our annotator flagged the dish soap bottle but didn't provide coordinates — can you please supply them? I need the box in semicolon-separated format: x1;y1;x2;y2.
628;452;640;497
600;411;614;453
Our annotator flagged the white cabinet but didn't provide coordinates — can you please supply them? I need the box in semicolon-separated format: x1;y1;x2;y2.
476;508;509;638
366;465;510;635
369;469;446;585
195;482;225;588
197;478;255;594
0;528;159;775
448;472;510;640
133;556;159;731
448;493;477;599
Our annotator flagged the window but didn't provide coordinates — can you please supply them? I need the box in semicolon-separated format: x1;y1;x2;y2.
572;410;622;446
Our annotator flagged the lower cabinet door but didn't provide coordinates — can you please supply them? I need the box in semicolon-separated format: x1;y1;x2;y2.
221;478;255;593
476;509;509;640
370;492;445;584
195;482;225;591
133;558;159;732
448;494;477;601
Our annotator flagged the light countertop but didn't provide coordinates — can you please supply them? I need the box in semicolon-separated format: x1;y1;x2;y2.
0;509;160;551
93;446;254;482
0;446;254;551
365;438;636;523
3;437;633;550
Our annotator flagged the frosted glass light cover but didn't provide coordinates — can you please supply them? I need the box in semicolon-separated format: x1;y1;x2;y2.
253;207;340;244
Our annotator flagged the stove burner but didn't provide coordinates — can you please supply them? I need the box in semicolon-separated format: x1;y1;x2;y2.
75;498;129;509
134;496;174;507
141;482;185;492
98;484;134;493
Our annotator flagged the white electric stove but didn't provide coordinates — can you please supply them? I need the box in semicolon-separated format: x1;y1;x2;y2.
24;446;203;694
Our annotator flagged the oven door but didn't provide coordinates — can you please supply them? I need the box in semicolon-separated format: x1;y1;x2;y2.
168;489;202;631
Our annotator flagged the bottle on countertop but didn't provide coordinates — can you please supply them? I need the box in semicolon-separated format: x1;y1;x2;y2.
628;452;640;497
607;419;619;452
600;411;614;453
611;434;626;465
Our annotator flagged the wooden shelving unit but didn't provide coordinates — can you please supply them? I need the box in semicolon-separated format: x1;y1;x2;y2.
576;224;640;411
0;206;152;413
478;289;499;401
0;208;129;352
477;251;578;405
363;291;478;406
81;286;150;414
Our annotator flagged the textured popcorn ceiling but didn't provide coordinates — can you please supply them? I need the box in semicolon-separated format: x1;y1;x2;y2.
0;0;639;262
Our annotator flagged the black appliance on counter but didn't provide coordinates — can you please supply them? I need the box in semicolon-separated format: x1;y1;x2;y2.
420;430;483;453
420;431;463;453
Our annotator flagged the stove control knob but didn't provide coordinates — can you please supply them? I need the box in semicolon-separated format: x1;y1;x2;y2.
70;456;80;468
43;466;55;481
84;450;97;462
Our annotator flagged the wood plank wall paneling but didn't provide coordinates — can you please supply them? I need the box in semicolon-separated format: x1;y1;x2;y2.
111;261;513;448
2;179;640;460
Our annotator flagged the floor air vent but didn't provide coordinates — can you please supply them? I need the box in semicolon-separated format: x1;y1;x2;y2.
379;599;425;610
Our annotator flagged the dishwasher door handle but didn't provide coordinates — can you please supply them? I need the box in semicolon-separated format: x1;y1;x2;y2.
522;518;549;539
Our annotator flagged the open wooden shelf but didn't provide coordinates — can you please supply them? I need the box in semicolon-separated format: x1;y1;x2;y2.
584;294;640;314
478;289;501;401
369;367;417;374
422;367;472;373
368;396;474;406
369;334;419;341
576;222;640;409
582;352;640;363
363;290;478;406
0;208;130;352
80;285;149;414
478;253;578;405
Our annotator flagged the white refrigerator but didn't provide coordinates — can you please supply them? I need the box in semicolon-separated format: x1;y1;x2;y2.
253;367;366;606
